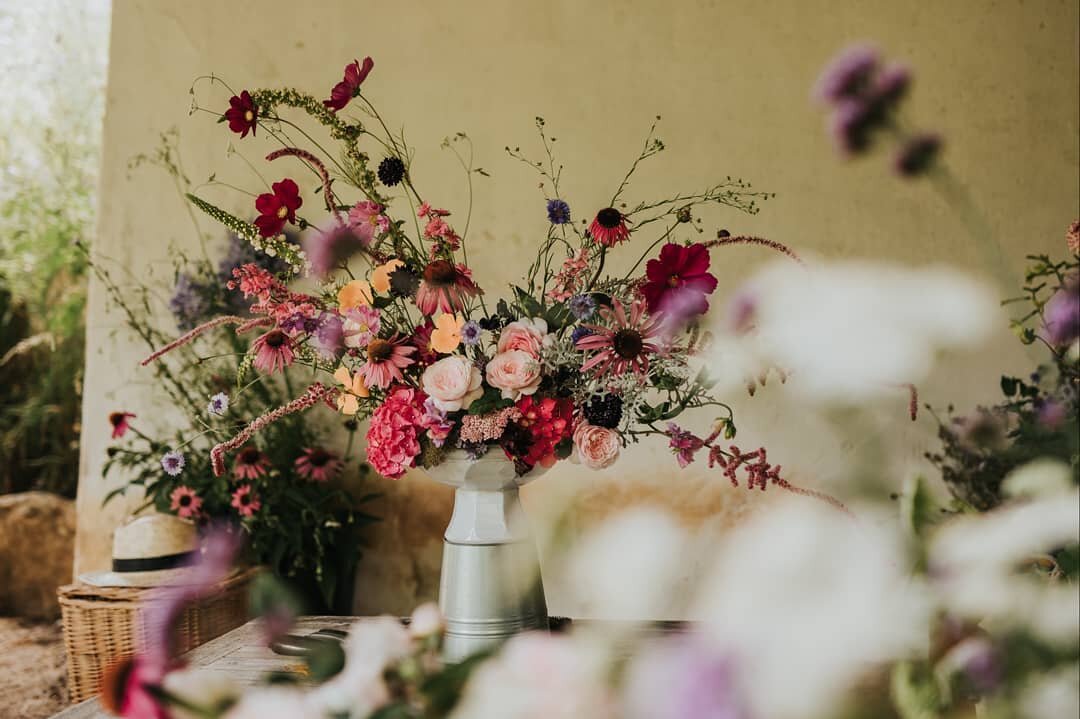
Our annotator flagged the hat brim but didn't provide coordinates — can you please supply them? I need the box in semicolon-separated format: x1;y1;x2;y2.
77;566;196;588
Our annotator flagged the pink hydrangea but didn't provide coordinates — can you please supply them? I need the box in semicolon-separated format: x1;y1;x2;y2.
366;386;427;479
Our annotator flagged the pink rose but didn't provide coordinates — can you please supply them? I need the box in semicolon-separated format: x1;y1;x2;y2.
573;423;621;470
485;350;542;400
497;318;549;358
421;356;483;412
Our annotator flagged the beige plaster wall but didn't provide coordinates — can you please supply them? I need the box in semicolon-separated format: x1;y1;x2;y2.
78;0;1079;616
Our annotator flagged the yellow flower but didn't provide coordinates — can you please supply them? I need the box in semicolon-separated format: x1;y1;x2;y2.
338;280;373;311
430;313;465;354
371;259;405;294
334;365;369;416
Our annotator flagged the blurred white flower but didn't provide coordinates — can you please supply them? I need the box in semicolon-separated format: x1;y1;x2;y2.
1002;458;1075;499
621;635;749;719
715;260;996;401
307;616;412;717
565;509;689;620
221;686;312;719
929;491;1080;644
449;632;615;719
1017;663;1080;719
693;498;930;719
409;601;445;638
162;668;239;719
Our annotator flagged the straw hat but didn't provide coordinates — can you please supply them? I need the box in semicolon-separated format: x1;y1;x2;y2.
79;514;201;587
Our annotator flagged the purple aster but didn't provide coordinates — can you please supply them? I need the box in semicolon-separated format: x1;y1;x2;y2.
570;325;594;346
814;43;879;104
461;320;483;345
546;198;571;225
568;293;596;320
207;392;229;416
894;134;942;177
161;450;186;476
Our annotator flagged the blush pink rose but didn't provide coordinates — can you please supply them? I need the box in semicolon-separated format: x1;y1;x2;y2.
497;318;549;358
485;350;542;400
573;423;621;469
421;356;484;412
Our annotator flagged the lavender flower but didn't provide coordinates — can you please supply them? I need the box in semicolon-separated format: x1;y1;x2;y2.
312;311;345;360
161;450;186;476
894;134;942;177
168;273;211;331
569;293;596;320
1042;275;1080;346
546;198;571;225
814;43;879;104
207;392;229;416
461;320;483;345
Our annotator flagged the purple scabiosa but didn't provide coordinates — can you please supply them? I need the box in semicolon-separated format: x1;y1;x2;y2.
570;325;594;347
546;198;571;225
569;293;597;320
207;392;229;416
161;450;186;476
894;134;942;177
461;320;483;346
814;43;879;103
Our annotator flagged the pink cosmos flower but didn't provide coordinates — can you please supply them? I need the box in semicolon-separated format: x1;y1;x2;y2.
641;242;718;320
415;261;482;315
357;335;417;389
233;446;271;480
343;305;381;349
251;329;295;374
348;200;390;242
294;447;343;482
366;386;426;479
324;57;374;112
231;485;261;517
576;299;663;377
169;486;202;519
109;411;136;439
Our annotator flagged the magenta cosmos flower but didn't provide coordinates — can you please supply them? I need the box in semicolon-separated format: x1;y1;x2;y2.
224;90;258;138
169;486;202;519
589;207;631;247
231;485;261;517
324;56;374;112
576;299;663;377
415;260;482;315
295;447;344;482
254;179;302;238
108;411;135;439
641;242;718;319
233;446;271;480
357;335;417;389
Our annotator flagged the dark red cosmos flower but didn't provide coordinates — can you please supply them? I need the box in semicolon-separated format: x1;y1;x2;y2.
589;207;631;247
254;179;302;238
224;91;258;138
324;57;375;112
641;242;718;320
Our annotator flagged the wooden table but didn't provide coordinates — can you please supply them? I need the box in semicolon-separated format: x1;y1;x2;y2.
52;616;353;719
52;616;688;718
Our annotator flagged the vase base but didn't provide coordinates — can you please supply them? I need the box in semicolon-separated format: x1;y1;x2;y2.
438;539;548;663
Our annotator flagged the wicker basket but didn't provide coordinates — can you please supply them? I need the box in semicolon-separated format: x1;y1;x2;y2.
58;567;256;704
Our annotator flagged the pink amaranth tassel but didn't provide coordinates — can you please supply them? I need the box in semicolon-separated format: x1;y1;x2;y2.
210;383;338;476
235;317;275;335
266;147;340;220
703;235;804;265
141;316;248;366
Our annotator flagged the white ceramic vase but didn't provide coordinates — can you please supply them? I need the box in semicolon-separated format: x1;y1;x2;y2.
424;451;548;662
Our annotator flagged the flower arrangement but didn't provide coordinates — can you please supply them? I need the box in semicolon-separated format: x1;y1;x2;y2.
92;151;375;610
141;55;844;509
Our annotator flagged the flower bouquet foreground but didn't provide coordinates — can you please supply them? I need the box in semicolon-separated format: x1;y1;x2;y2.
149;55;843;514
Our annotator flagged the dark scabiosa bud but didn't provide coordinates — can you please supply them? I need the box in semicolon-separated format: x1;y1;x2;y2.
894;134;942;177
378;156;406;187
583;394;623;429
676;206;693;223
571;325;594;347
